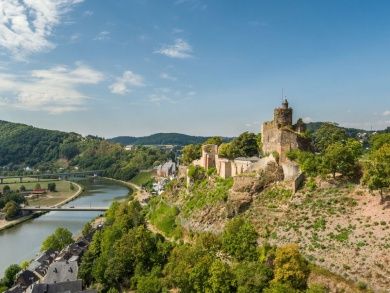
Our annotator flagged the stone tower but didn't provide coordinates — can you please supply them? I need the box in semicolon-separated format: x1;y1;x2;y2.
261;100;306;163
273;99;293;128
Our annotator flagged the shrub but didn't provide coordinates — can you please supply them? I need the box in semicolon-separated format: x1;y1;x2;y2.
222;217;259;261
272;244;309;290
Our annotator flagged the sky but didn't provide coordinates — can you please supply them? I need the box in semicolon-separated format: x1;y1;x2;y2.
0;0;389;138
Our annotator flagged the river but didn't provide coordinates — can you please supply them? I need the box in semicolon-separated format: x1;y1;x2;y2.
0;178;130;276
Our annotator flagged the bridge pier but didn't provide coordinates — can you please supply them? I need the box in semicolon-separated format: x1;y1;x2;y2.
0;178;3;184
19;177;22;183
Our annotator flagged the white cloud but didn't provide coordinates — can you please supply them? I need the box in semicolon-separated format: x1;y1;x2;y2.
383;110;390;116
302;117;313;123
155;39;193;59
0;0;83;59
109;70;144;95
160;72;177;81
94;31;110;41
0;63;104;114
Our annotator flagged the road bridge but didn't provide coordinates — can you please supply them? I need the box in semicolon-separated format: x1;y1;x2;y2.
0;170;104;184
21;206;108;212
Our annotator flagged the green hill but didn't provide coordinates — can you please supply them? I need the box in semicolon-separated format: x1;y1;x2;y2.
109;133;211;146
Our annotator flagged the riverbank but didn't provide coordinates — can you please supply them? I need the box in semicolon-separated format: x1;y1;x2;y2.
0;181;82;232
102;176;140;191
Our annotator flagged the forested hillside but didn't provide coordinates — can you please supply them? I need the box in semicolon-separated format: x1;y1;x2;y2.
0;120;172;181
109;133;214;146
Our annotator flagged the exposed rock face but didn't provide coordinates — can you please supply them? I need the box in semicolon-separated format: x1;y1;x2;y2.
180;203;228;234
228;161;284;216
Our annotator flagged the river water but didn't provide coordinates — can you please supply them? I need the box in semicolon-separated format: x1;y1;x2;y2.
0;178;130;276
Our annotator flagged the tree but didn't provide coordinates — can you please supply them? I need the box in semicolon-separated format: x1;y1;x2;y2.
363;143;390;203
2;201;20;220
60;143;80;160
321;139;362;178
207;260;234;293
230;132;259;158
287;150;321;177
313;123;347;152
369;133;390;151
34;183;41;190
41;227;73;251
47;182;56;192
222;217;259;261
3;264;21;287
181;144;201;165
2;185;11;194
218;142;233;159
20;260;30;270
204;136;223;146
233;261;273;292
82;222;93;237
272;244;309;290
19;185;26;192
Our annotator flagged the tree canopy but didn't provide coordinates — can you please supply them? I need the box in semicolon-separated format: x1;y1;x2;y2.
41;227;73;251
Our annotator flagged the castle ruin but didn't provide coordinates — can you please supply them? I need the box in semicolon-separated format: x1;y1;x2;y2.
190;100;306;181
261;99;306;163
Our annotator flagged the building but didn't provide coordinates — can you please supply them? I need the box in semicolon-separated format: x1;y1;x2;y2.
156;160;176;178
190;100;306;181
261;99;307;163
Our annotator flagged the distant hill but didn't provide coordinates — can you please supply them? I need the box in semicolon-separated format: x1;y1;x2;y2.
305;122;387;137
110;133;215;146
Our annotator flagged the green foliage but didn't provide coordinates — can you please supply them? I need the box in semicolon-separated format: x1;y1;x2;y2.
34;183;41;190
20;260;30;270
82;222;93;237
369;133;390;151
321;139;362;178
288;150;321;177
2;201;20;220
204;136;224;146
208;260;234;293
19;185;26;192
148;198;182;238
313;123;348;152
218;132;260;159
222;217;259;261
60;143;80;160
0;192;26;210
136;270;163;293
264;282;298;293
233;261;273;292
131;171;153;186
363;143;390;200
110;133;211;146
187;165;206;182
2;264;21;288
47;182;56;192
41;227;73;251
181;144;201;165
272;244;309;290
2;185;10;193
183;177;233;214
305;177;317;191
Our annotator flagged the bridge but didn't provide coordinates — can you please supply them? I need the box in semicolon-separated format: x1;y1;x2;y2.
21;206;108;212
0;170;104;184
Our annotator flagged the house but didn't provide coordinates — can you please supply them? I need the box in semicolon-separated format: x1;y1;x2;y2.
27;280;96;293
43;260;78;284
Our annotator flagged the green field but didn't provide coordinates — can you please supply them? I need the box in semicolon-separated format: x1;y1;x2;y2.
1;180;78;207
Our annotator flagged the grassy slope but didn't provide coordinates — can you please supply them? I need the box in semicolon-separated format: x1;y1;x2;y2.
157;176;388;292
245;182;389;292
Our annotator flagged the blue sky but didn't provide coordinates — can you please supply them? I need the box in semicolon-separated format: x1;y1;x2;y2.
0;0;389;137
